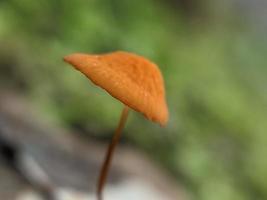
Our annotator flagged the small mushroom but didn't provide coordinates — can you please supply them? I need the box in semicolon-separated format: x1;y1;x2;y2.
63;51;169;200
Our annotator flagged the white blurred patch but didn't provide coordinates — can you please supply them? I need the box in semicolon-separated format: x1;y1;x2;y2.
104;179;169;200
54;179;172;200
16;179;174;200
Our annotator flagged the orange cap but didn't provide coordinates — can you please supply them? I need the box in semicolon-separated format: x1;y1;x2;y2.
64;51;168;126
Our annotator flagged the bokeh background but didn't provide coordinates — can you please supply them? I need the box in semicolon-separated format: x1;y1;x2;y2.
0;0;267;199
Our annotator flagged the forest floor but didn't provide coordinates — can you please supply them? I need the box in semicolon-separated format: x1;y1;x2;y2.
0;90;187;200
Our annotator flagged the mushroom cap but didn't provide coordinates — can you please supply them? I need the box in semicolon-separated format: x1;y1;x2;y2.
63;51;168;126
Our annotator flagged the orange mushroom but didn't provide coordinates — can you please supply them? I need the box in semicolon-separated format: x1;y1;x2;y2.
63;51;168;200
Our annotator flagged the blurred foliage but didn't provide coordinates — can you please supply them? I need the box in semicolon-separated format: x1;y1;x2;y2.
0;0;267;199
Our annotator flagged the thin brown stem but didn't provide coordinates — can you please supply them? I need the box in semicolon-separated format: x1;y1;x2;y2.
96;106;130;200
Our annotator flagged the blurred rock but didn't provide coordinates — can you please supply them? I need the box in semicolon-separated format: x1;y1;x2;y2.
0;91;188;200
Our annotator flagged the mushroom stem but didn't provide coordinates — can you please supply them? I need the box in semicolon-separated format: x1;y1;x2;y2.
97;105;130;200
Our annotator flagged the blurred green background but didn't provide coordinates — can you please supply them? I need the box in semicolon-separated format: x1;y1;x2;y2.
0;0;267;199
